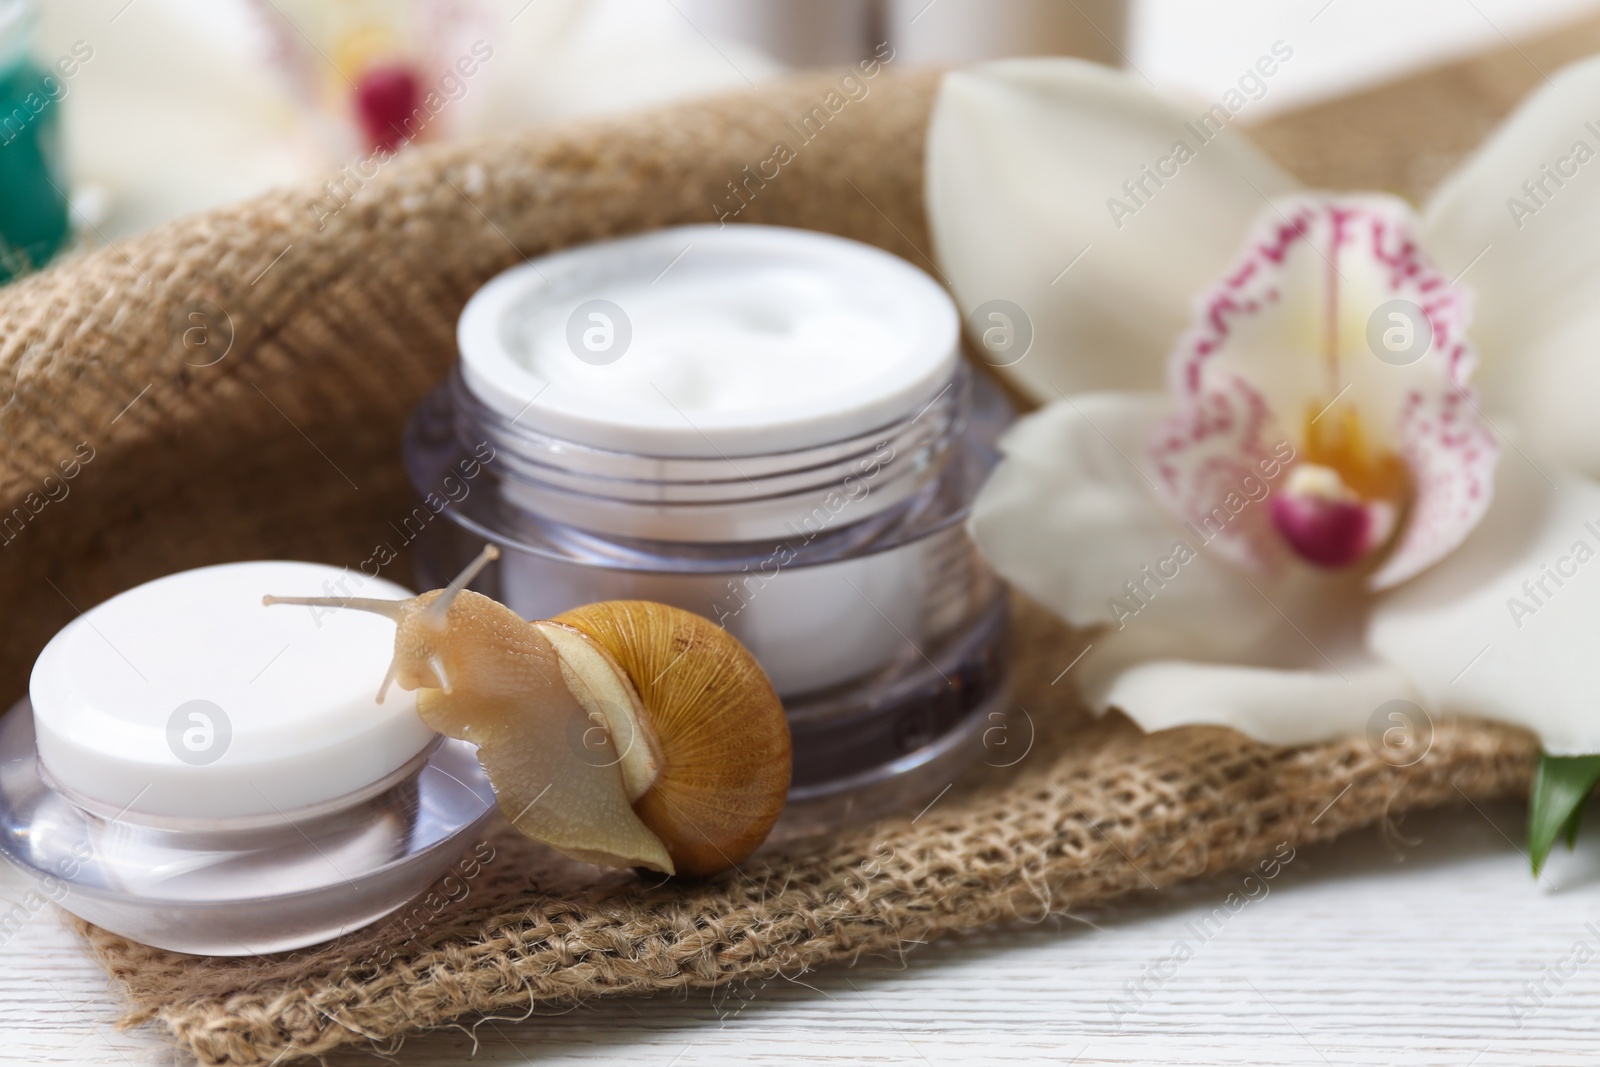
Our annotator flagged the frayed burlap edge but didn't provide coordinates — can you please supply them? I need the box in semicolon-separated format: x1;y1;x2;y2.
11;11;1600;1062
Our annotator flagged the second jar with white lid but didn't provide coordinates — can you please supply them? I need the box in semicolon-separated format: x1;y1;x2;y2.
406;224;1013;817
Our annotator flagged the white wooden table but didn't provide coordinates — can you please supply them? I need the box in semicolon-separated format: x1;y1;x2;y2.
3;797;1596;1066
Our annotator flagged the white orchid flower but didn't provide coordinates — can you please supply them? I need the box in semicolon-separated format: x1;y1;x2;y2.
929;55;1600;863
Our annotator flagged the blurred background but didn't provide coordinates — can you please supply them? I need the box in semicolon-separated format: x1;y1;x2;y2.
2;0;1598;278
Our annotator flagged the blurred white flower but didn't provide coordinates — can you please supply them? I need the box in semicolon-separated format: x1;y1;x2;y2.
35;0;778;237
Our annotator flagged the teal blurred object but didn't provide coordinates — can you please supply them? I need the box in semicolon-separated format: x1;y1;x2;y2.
0;0;69;283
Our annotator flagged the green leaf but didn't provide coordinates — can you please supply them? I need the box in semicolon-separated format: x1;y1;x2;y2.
1563;800;1586;850
1528;754;1600;876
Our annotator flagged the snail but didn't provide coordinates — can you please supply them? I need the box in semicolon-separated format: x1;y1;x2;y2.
263;546;791;876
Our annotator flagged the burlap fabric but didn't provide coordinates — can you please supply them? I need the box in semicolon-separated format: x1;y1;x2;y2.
8;15;1599;1064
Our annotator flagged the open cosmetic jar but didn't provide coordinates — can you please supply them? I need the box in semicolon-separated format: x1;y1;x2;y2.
0;562;496;955
406;224;1014;822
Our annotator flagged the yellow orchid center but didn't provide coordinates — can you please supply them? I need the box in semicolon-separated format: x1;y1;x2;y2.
1299;401;1408;506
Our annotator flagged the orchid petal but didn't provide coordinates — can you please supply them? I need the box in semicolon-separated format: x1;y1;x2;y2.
1371;449;1600;755
1092;659;1419;746
970;392;1283;641
1423;52;1600;476
1156;195;1497;585
972;393;1416;746
1074;559;1413;745
926;59;1297;403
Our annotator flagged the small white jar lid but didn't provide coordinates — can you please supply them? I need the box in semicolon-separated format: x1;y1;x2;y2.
457;224;960;458
30;562;435;820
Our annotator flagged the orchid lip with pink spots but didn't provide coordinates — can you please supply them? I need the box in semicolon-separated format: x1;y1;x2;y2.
1152;197;1497;588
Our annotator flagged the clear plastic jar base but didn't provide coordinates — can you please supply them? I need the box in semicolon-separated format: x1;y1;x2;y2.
0;702;497;955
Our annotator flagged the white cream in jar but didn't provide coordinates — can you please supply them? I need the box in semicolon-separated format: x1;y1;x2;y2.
457;225;960;693
468;226;956;458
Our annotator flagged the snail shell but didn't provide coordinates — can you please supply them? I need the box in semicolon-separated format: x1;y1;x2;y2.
553;601;791;876
264;549;791;876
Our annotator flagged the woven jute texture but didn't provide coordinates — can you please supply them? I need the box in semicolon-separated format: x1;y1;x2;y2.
5;14;1592;1062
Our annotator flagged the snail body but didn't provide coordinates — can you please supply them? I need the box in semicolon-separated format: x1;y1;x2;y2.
265;547;791;876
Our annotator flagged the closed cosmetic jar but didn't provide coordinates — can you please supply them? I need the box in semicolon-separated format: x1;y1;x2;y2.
405;224;1014;822
0;562;496;955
